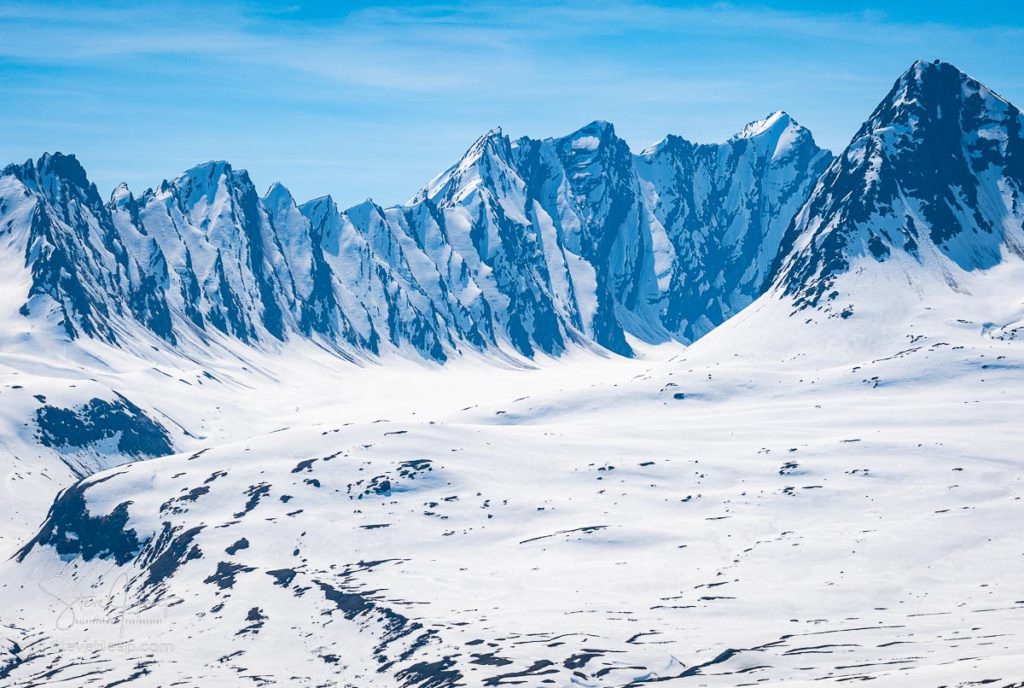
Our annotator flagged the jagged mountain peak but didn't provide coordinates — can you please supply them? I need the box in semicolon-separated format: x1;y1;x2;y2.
170;160;252;199
4;109;832;359
554;120;635;197
640;113;816;160
463;127;513;161
109;181;134;206
262;181;297;208
161;160;263;219
904;58;976;87
732;111;824;164
183;159;235;177
734;110;794;139
343;197;387;225
36;151;91;184
857;59;1013;137
637;133;692;158
299;194;339;216
414;127;521;208
108;182;142;224
556;120;625;155
562;120;616;147
632;109;832;341
5;152;99;202
772;59;1024;316
0;93;859;361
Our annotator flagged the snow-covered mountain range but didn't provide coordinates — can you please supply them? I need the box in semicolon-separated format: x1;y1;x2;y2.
2;60;1024;687
1;109;830;362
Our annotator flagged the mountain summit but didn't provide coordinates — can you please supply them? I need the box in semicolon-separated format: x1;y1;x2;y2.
773;59;1024;317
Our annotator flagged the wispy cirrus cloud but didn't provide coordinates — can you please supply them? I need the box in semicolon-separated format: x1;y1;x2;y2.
2;1;1023;204
3;2;1020;90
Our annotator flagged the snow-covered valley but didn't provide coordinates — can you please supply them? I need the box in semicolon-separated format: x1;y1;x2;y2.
1;59;1024;686
3;273;1024;686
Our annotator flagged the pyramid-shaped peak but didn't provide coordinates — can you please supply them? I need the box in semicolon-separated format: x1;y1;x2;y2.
301;194;336;211
451;127;514;171
298;194;340;223
734;111;798;140
411;126;521;207
471;126;509;148
263;181;295;205
856;59;1016;140
345;197;384;221
770;59;1024;315
638;133;689;157
891;59;978;97
907;59;965;79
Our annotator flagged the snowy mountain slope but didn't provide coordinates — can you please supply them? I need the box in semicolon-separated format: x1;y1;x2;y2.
391;117;832;357
514;121;663;354
137;161;300;344
0;154;173;345
0;113;833;544
1;288;1022;686
410;125;618;357
0;327;650;557
0;369;176;557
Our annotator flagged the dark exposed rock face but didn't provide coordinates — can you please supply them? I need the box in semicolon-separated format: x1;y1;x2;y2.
36;393;173;459
15;471;141;565
774;60;1024;313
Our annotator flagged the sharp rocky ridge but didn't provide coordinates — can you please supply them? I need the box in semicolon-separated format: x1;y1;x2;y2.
0;110;832;362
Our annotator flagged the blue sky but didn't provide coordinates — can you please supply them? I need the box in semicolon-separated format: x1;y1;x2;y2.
2;1;1024;207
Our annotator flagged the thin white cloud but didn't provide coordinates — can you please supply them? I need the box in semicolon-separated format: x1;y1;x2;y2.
3;0;1024;204
2;1;1021;94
